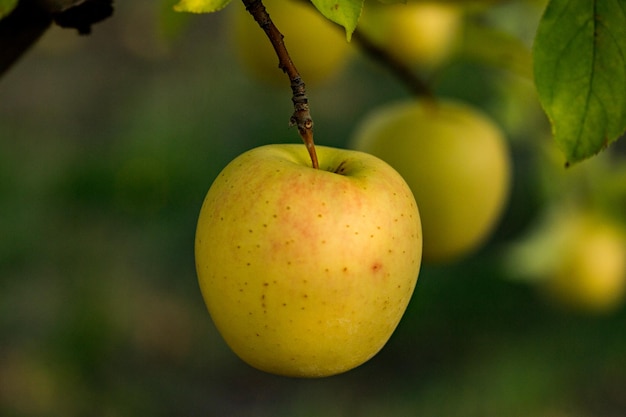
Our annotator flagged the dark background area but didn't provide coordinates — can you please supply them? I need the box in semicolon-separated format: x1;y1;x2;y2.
1;0;625;416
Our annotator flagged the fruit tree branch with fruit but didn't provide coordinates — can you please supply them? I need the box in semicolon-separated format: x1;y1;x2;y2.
2;0;626;382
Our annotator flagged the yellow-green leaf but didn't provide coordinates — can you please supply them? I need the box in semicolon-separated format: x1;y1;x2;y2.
0;0;19;19
533;0;626;164
311;0;364;41
173;0;231;13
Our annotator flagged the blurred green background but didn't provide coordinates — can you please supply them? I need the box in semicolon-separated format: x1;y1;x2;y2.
1;0;626;416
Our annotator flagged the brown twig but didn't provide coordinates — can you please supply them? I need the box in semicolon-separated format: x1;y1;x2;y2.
241;0;319;169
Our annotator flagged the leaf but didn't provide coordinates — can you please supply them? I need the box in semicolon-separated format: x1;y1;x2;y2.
533;0;626;164
311;0;364;41
173;0;231;13
0;0;19;19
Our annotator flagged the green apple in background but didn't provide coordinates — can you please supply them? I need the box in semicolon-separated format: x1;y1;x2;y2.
350;98;511;264
232;0;350;85
195;144;422;377
358;0;463;69
506;208;626;313
542;211;626;313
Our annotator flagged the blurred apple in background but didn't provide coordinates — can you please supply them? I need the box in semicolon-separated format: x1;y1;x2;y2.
350;98;511;264
545;214;626;313
507;207;626;314
358;0;463;70
195;144;422;377
231;0;351;85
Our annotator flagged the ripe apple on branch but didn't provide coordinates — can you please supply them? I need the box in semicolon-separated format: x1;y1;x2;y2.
176;0;425;377
195;144;422;377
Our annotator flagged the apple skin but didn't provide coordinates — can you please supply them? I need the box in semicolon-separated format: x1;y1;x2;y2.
350;99;511;264
232;0;350;85
195;144;422;377
543;212;626;313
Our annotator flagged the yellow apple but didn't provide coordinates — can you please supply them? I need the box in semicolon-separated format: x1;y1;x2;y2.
232;0;350;85
541;212;626;313
195;144;422;377
350;98;511;264
358;1;463;69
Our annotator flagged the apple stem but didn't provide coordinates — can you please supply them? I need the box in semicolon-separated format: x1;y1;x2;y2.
241;0;320;169
351;29;434;99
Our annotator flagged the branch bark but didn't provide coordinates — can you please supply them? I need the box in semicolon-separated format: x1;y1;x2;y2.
241;0;319;169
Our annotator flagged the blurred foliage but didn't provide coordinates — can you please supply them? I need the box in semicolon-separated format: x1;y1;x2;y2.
0;0;19;19
1;0;626;416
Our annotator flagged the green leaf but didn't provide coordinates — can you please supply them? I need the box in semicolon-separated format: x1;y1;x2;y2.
311;0;364;41
0;0;19;19
533;0;626;164
173;0;231;13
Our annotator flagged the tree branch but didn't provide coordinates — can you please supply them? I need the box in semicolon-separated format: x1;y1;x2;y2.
0;0;51;76
0;0;113;78
241;0;319;169
351;28;433;99
293;0;432;99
